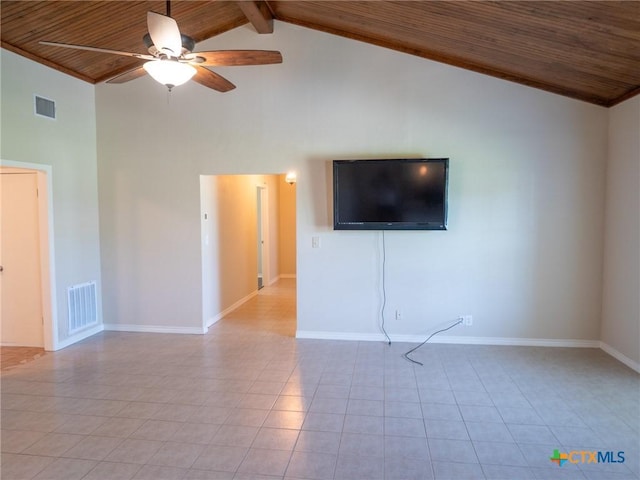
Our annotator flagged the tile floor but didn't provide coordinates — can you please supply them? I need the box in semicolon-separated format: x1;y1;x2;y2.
1;278;639;479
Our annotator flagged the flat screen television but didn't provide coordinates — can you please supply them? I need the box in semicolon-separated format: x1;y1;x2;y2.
333;158;449;230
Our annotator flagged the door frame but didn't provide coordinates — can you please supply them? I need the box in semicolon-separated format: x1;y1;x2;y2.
1;159;57;351
257;184;270;288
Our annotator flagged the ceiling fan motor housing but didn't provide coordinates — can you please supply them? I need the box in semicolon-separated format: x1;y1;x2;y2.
143;33;195;56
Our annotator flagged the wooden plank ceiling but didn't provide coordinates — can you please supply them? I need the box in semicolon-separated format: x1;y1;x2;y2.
1;1;638;106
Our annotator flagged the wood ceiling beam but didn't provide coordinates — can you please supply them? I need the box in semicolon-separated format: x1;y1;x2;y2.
236;1;274;34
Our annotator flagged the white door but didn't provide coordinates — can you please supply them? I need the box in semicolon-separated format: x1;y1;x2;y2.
0;172;44;347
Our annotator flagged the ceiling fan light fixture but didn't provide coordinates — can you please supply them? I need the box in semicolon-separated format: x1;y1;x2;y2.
143;59;196;89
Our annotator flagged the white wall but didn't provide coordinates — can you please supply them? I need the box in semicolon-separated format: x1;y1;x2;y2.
1;49;102;347
601;97;640;369
96;22;608;343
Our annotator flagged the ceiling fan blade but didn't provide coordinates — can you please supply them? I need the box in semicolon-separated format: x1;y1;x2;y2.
192;67;235;92
107;66;148;84
147;11;182;57
40;41;154;60
189;50;282;67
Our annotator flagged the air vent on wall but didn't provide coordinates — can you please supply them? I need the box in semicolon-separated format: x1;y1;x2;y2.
34;95;56;119
68;281;98;334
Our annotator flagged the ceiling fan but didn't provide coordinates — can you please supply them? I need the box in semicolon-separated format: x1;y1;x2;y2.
39;2;282;92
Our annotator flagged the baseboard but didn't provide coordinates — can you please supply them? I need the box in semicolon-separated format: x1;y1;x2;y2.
104;324;206;335
1;341;46;348
296;331;382;342
55;323;105;350
427;335;600;348
206;290;258;329
267;274;296;286
295;330;600;348
600;342;640;373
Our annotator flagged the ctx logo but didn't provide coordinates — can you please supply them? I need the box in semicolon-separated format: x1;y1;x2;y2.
550;449;625;466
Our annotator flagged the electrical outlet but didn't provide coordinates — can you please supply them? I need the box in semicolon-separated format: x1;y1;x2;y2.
395;310;402;320
463;315;473;326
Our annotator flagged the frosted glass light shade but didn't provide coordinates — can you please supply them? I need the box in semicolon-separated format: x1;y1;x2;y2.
143;60;196;89
285;172;297;185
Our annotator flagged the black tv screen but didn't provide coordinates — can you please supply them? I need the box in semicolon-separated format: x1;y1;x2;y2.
333;158;449;230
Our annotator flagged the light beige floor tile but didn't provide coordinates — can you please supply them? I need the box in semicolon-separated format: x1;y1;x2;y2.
64;435;123;461
183;469;234;479
262;409;305;430
252;427;299;450
54;414;108;434
104;438;163;464
384;456;434;480
286;451;337;480
132;463;188;479
210;425;259;447
191;445;248;472
433;461;484;480
338;432;383;457
130;419;182;441
0;452;54;479
2;280;639;480
334;453;384;480
31;458;96;480
0;429;47;453
23;432;84;456
91;417;146;437
236;447;292;477
83;461;142;480
224;408;269;427
148;441;205;468
170;422;221;444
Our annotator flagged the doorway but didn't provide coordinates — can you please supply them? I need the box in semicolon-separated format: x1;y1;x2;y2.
1;171;43;346
0;162;56;350
200;174;296;334
256;185;268;290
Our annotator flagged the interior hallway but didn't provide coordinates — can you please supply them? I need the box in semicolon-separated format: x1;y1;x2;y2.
223;278;296;337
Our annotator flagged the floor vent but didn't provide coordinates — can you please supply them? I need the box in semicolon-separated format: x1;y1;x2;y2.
34;95;56;119
68;281;98;334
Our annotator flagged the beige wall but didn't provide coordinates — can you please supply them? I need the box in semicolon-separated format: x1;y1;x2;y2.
278;175;297;277
601;96;640;369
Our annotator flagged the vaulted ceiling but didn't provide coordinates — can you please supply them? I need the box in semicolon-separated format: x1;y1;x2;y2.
2;1;638;107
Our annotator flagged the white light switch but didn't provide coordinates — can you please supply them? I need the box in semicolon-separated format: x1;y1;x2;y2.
312;236;320;248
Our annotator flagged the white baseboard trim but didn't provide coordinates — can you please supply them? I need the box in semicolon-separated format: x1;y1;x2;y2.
55;324;105;350
104;324;206;335
600;342;640;373
267;274;296;286
206;317;218;329
1;341;47;348
427;335;600;348
296;331;382;342
295;330;600;348
206;290;258;329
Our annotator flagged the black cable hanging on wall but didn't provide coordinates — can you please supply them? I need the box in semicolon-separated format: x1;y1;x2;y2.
380;230;391;345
